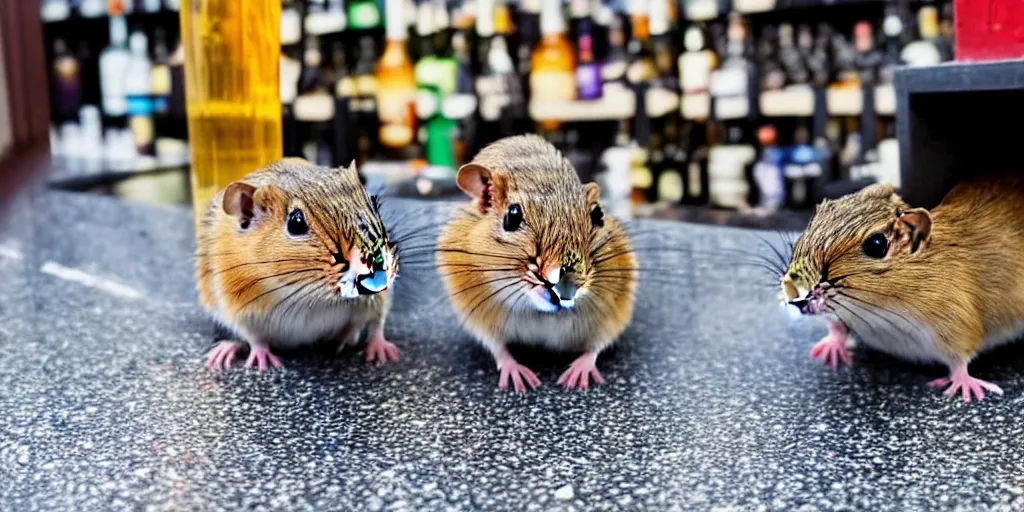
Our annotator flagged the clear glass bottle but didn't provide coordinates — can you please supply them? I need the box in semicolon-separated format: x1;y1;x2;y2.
99;16;130;117
530;0;576;102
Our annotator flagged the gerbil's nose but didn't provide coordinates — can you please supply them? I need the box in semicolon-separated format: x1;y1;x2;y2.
788;298;809;312
552;279;578;308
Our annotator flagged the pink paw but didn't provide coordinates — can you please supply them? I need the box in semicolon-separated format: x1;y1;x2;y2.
557;352;606;391
809;323;850;371
365;335;400;366
205;341;245;371
244;344;283;371
928;365;1003;402
497;354;541;392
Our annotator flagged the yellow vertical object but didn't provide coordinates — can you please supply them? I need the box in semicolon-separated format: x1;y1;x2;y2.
180;0;282;232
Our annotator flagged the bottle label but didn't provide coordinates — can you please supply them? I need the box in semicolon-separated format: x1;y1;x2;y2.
575;65;602;100
679;52;710;92
378;89;415;147
530;71;576;102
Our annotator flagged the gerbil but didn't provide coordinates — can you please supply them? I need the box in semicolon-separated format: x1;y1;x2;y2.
782;177;1024;401
436;135;637;392
195;159;400;370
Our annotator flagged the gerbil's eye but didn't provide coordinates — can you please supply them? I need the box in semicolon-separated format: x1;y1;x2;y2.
287;209;309;236
503;204;523;232
590;204;604;228
862;233;888;259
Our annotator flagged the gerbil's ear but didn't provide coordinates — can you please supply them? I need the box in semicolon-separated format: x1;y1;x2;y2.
223;182;257;227
584;182;601;204
895;208;932;253
457;163;504;213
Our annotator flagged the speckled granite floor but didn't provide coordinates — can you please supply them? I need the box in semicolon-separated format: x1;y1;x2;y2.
2;186;1024;511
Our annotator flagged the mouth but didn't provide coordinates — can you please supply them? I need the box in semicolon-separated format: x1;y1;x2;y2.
525;282;579;313
785;284;828;316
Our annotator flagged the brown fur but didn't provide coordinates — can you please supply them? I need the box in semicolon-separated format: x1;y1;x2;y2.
783;175;1024;365
436;135;638;359
195;159;394;349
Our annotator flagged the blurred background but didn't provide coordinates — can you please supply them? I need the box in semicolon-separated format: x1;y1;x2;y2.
29;0;953;227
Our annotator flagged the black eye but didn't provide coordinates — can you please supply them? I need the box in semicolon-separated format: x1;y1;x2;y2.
287;209;308;236
862;233;888;259
503;204;523;232
590;204;604;227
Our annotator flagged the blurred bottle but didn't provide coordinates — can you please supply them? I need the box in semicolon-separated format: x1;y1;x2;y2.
531;0;576;103
377;0;418;153
354;36;380;163
151;29;172;115
52;39;83;123
332;41;358;167
180;0;282;228
99;16;130;117
573;0;601;100
125;31;154;156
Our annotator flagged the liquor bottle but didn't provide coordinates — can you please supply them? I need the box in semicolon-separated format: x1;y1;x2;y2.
598;119;634;220
575;19;602;100
280;48;302;107
707;124;755;209
778;24;808;86
877;8;902;86
530;0;576;102
625;0;655;87
517;0;543;82
433;0;453;57
354;36;379;162
648;0;679;116
784;123;822;208
709;12;752;120
151;29;172;115
831;27;860;89
414;1;440;91
295;37;336;123
332;41;358;167
377;0;418;152
477;18;520;128
657;119;686;204
52;39;82;123
752;125;785;212
938;2;955;61
901;5;942;67
281;0;303;46
77;41;101;114
125;31;154;155
449;30;479;164
807;23;832;89
99;16;130;117
602;15;629;87
305;0;347;36
854;21;883;86
348;0;383;30
475;0;496;77
758;25;785;92
678;24;715;97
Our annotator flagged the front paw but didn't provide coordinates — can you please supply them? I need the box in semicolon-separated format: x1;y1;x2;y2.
809;335;850;370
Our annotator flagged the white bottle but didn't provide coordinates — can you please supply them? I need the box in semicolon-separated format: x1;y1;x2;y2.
99;16;131;116
281;2;303;45
144;0;162;13
125;32;155;154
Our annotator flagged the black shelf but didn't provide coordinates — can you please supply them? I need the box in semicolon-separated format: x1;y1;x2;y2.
895;59;1024;208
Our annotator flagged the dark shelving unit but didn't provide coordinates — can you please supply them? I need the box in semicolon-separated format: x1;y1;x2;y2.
895;59;1024;208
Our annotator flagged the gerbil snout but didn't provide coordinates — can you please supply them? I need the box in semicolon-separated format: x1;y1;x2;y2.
787;282;830;316
334;245;393;299
527;265;581;312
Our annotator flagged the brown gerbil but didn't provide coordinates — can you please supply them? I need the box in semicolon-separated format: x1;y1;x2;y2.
782;176;1024;401
436;135;638;392
195;159;400;371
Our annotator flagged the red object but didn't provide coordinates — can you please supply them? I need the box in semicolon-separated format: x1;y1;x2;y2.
955;0;1024;62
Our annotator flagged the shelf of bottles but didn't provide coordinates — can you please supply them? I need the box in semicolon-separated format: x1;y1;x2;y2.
41;0;955;215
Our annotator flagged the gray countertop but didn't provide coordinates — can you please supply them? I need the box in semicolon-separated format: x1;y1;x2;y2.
2;186;1024;511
